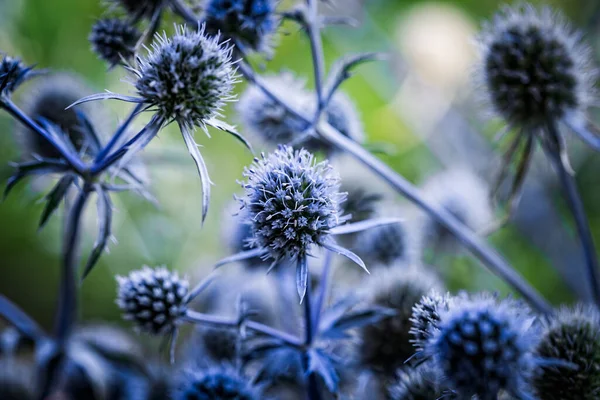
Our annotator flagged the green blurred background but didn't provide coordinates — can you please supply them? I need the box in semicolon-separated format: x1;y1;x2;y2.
0;0;599;330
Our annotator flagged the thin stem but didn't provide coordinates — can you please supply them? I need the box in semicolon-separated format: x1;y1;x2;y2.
545;122;600;306
237;59;551;314
302;278;321;400
1;99;86;174
306;0;325;112
312;251;333;333
184;310;303;348
53;184;91;345
95;103;144;163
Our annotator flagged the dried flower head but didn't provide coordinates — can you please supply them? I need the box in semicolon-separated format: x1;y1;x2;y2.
357;267;443;374
477;3;596;129
90;18;141;66
533;304;600;400
388;365;456;400
16;73;97;160
134;25;237;131
409;290;451;353
427;294;537;399
241;145;346;263
192;326;239;363
203;0;279;53
237;73;363;154
116;266;189;335
174;365;261;400
0;55;36;95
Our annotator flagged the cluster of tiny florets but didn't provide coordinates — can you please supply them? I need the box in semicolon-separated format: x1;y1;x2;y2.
357;267;443;374
532;304;600;400
175;366;260;400
427;294;537;399
203;0;279;53
355;220;407;267
16;73;96;160
90;18;141;66
240;145;346;262
134;25;237;130
0;56;33;94
116;266;189;335
478;4;596;128
409;290;451;352
237;72;363;154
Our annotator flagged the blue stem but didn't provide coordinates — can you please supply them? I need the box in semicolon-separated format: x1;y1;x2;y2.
1;99;86;174
54;184;91;345
302;277;322;400
545;122;600;306
95;103;144;163
311;251;333;334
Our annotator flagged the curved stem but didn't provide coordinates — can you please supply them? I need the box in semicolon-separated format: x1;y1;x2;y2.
53;184;91;344
545;122;600;306
1;99;86;174
184;310;303;348
306;0;325;112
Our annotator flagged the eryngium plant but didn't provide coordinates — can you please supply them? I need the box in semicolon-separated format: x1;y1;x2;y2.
89;18;141;67
174;365;261;400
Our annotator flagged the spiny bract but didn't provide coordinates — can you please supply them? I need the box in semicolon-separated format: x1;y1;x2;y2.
533;304;600;400
203;0;279;53
478;3;596;128
134;25;237;131
116;266;189;335
428;294;537;400
89;18;141;66
175;366;261;400
240;145;346;262
357;267;443;374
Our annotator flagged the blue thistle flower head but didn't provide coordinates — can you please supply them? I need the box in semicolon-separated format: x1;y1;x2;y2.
357;267;443;374
89;18;141;66
354;217;407;267
477;3;597;129
240;145;347;263
203;0;279;54
533;304;600;400
237;72;363;154
175;365;261;400
427;294;538;399
388;365;457;400
134;25;237;132
0;55;37;95
116;266;190;335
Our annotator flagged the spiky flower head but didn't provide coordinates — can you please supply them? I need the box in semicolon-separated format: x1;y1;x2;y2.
357;267;443;374
0;55;36;95
354;219;407;267
134;25;237;131
16;73;98;160
427;294;537;399
388;365;456;400
532;304;600;400
240;145;346;263
0;359;35;400
116;266;189;335
90;18;141;66
237;73;363;154
478;3;596;128
109;0;164;20
193;326;239;363
174;365;261;400
203;0;279;54
409;290;451;353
